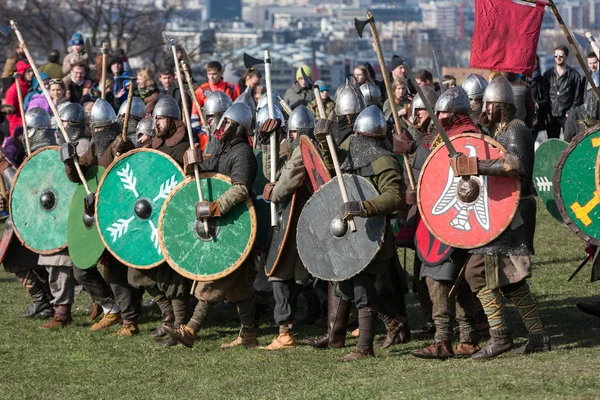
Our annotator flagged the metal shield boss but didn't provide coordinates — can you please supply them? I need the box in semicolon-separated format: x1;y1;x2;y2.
417;134;520;249
555;129;600;245
96;149;184;269
297;174;386;281
159;173;257;281
252;149;271;249
10;147;78;253
263;193;296;276
67;166;105;269
533;139;567;223
300;136;332;192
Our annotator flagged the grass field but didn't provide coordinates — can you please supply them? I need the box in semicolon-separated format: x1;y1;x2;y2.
1;200;600;400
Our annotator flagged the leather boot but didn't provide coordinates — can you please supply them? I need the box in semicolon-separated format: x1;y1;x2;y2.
471;327;514;360
301;286;324;324
380;315;411;349
150;310;175;338
306;283;351;349
514;332;551;354
19;291;52;318
453;342;481;357
90;312;122;331
112;320;140;336
411;339;454;359
577;302;600;319
166;325;196;348
263;323;296;350
156;336;179;346
343;308;377;361
220;328;258;349
89;302;102;321
40;305;72;329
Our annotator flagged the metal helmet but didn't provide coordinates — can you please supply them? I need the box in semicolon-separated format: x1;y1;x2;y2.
152;96;181;120
360;82;382;107
234;91;256;110
482;76;515;108
136;117;154;138
25;107;51;129
462;74;488;99
434;87;471;115
204;91;233;116
89;98;118;129
335;81;366;116
287;105;315;136
256;105;285;131
217;102;254;133
353;105;387;138
59;103;86;125
411;86;439;119
118;97;146;120
256;90;282;111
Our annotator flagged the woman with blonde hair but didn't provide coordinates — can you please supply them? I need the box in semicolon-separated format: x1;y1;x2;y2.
383;77;411;123
136;67;159;116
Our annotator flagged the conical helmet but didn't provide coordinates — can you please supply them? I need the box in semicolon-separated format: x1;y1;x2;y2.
434;87;471;114
482;76;515;108
353;105;387;138
287;105;315;136
462;74;488;99
335;81;366;116
118;97;146;120
360;82;382;107
411;86;439;119
152;96;181;120
90;98;117;129
217;102;254;133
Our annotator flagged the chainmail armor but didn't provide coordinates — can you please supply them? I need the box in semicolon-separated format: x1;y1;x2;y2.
340;134;394;172
26;128;57;153
92;122;119;157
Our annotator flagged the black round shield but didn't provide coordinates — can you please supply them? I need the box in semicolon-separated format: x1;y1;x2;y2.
297;174;386;281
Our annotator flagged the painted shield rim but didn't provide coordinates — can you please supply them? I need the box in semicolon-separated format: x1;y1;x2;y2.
158;172;257;282
555;128;600;245
95;148;184;269
264;192;297;277
416;133;521;249
9;146;72;254
299;135;332;192
296;174;386;281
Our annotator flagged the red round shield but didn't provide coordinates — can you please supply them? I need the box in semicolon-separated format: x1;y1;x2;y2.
415;214;453;266
300;136;331;193
417;133;520;249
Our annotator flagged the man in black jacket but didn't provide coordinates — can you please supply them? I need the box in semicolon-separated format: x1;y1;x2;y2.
543;45;584;139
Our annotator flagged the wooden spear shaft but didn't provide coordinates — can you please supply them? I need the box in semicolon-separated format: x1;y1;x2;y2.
10;20;91;195
101;43;108;100
12;73;31;155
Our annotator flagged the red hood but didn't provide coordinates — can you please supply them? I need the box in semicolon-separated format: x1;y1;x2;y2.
16;60;30;75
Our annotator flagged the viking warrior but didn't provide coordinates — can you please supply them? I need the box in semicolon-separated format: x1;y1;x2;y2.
462;74;488;129
409;87;482;359
117;96;146;147
167;102;259;348
57;103;89;144
61;98;141;336
127;96;192;346
460;76;550;359
22;108;56;150
258;105;315;350
203;91;233;156
313;105;406;361
135;117;154;148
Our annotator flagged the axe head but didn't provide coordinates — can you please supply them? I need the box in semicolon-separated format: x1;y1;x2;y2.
354;15;373;39
163;31;175;52
85;38;97;66
244;53;263;69
300;67;314;88
180;45;192;69
116;76;136;88
0;24;11;37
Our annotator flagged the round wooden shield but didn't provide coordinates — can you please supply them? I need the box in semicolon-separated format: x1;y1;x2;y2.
158;173;257;281
96;149;184;269
0;218;14;263
297;174;386;281
67;166;105;269
533;138;567;223
264;193;296;277
415;214;454;266
10;147;78;254
417;133;520;249
252;149;271;249
300;136;332;193
555;129;600;245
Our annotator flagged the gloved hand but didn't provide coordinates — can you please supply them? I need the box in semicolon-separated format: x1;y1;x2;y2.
60;142;78;163
262;182;275;202
113;136;135;156
392;131;417;155
340;200;367;221
195;200;221;219
183;146;202;177
450;153;478;177
257;118;281;145
314;119;333;145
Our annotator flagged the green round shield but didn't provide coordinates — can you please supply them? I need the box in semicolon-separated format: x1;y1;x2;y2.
10;147;78;254
253;149;270;249
96;149;184;269
159;173;257;281
533;139;567;223
67;166;105;269
554;130;600;245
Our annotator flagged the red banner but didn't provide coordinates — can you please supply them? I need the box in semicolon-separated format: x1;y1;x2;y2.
470;0;546;77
